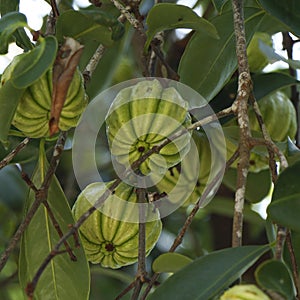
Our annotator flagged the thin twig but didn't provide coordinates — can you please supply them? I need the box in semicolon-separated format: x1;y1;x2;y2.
141;149;239;299
231;0;252;248
0;132;67;273
286;230;300;298
0;137;30;170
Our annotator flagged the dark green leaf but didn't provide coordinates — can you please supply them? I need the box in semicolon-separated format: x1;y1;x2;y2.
272;160;300;201
179;8;264;101
145;3;218;50
286;137;300;165
255;259;295;299
19;145;90;300
11;35;57;88
258;0;300;37
148;245;270;300
13;28;34;51
0;0;19;16
0;81;25;144
267;194;300;231
56;10;115;47
152;253;193;273
211;0;229;13
223;168;271;203
0;12;28;54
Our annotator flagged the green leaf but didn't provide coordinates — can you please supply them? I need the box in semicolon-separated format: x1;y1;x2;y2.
223;168;271;203
56;10;116;47
286;137;300;165
259;41;300;69
148;245;270;300
272;160;300;201
0;80;25;144
211;0;229;13
258;0;300;37
0;12;28;54
267;194;300;232
152;253;193;274
145;3;218;50
179;8;264;101
19;144;90;300
11;35;58;89
0;0;19;16
255;259;295;299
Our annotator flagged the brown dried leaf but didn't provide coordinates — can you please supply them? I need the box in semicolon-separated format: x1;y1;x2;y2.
49;37;84;136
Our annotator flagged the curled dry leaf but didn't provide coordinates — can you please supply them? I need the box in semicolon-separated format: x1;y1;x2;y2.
49;37;84;136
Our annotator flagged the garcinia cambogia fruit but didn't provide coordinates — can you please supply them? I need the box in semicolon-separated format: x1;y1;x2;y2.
248;90;297;142
220;284;270;300
152;131;223;207
1;54;88;138
247;32;273;73
72;181;162;269
105;79;192;175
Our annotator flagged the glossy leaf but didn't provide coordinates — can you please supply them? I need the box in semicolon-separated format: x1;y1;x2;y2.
179;8;264;101
148;245;270;300
19;145;90;300
267;194;300;232
145;3;218;50
56;10;115;47
0;12;28;54
11;35;58;88
0;80;25;144
0;0;19;15
258;0;300;37
152;253;193;274
255;259;295;299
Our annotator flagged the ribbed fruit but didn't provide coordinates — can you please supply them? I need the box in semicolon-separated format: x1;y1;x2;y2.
1;55;88;138
72;181;162;269
152;132;215;207
220;284;270;300
105;79;192;175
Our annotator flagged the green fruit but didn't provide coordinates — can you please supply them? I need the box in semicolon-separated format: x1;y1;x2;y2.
249;91;297;142
72;181;162;269
220;284;270;300
1;55;88;138
153;131;219;207
105;79;192;175
247;32;273;73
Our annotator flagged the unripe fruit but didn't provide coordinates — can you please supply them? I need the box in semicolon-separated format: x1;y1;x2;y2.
220;284;270;300
72;181;162;269
105;79;192;175
1;55;88;138
247;32;273;73
249;91;297;142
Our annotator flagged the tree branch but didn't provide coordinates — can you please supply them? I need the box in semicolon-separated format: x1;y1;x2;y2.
231;0;252;248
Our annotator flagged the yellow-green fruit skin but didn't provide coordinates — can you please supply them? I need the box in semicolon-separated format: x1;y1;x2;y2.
220;284;270;300
1;56;88;138
153;132;212;207
72;181;162;269
226;91;297;172
105;79;192;175
247;32;273;73
249;91;297;142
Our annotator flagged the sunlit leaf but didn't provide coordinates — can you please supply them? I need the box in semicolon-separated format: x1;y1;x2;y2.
148;245;270;300
152;253;193;273
145;3;218;50
255;259;295;299
19;144;90;300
